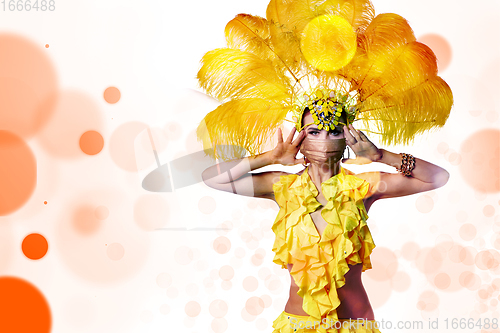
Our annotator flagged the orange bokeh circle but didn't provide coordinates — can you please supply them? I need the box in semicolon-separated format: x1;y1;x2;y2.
459;129;500;193
79;130;104;155
0;34;58;139
418;34;452;71
22;233;48;260
103;87;121;104
0;130;37;215
0;276;51;332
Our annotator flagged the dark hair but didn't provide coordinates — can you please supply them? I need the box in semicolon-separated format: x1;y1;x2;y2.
300;108;311;129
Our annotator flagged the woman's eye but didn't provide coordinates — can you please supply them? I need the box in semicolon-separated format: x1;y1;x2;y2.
308;131;319;135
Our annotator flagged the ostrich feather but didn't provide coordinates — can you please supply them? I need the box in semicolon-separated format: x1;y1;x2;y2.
266;0;374;35
320;0;375;32
335;12;453;144
196;1;453;153
225;14;275;61
357;76;453;145
265;0;374;72
197;48;292;103
196;98;292;161
362;13;416;50
359;41;438;98
346;13;416;83
266;0;328;71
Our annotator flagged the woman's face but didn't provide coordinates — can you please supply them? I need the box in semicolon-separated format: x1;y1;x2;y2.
302;111;345;139
300;111;347;167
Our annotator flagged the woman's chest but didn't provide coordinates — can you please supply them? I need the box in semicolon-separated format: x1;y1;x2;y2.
308;193;329;235
309;208;328;236
308;194;371;236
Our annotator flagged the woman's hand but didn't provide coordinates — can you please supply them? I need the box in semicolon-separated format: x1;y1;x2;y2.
343;124;383;163
269;127;306;166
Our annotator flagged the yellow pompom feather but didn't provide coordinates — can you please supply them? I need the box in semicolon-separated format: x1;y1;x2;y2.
301;15;357;71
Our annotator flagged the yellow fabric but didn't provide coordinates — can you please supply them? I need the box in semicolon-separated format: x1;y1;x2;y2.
271;166;376;330
273;311;382;333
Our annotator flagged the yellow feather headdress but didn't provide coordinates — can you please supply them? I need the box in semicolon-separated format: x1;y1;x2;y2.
196;0;453;161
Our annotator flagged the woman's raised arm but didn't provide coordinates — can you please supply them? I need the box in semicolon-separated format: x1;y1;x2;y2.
343;124;449;200
375;149;449;199
201;127;306;199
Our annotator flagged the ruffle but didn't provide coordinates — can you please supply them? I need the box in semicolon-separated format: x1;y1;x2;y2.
271;166;376;326
271;312;289;333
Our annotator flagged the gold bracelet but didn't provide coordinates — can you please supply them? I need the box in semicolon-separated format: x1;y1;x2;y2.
396;153;415;176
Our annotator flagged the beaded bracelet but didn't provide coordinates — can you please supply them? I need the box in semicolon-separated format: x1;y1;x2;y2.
397;153;415;176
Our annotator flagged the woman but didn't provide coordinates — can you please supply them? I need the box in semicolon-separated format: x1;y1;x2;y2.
196;1;453;331
201;109;449;332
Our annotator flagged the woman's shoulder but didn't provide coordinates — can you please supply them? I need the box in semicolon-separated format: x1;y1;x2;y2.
270;170;299;184
343;168;380;179
275;167;307;182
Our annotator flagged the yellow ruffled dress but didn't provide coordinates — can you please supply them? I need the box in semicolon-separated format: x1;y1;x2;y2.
271;166;376;332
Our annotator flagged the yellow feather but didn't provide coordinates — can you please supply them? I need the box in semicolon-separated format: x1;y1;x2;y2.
266;0;324;71
267;0;374;35
363;13;415;48
347;13;416;83
358;41;438;98
196;98;292;161
318;0;375;32
357;76;453;145
336;12;453;144
266;0;374;73
224;13;303;84
225;14;275;61
267;26;305;72
197;48;292;103
197;2;453;151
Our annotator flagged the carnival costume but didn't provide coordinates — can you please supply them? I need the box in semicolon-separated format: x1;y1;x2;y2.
271;166;380;332
195;0;452;332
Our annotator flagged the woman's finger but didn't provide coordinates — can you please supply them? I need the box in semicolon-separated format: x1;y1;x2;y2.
358;131;369;142
294;156;305;165
277;128;283;143
285;127;296;143
349;124;362;141
343;125;356;145
291;129;306;147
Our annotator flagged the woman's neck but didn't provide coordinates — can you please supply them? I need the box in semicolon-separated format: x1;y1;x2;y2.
307;163;341;186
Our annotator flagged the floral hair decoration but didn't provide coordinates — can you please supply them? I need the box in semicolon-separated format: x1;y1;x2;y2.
296;88;357;132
